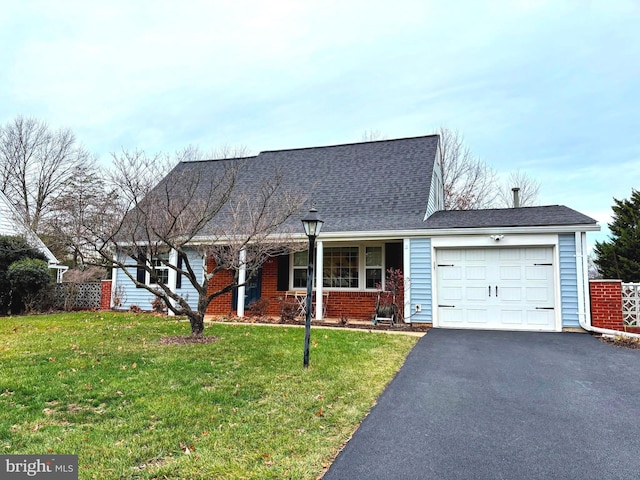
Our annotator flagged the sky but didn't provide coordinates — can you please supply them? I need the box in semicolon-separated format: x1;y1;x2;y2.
1;0;639;247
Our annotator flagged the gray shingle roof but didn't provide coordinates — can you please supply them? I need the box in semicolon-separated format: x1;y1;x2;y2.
170;135;439;234
422;205;597;229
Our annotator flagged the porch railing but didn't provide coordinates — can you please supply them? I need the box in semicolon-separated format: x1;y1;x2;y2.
622;283;640;327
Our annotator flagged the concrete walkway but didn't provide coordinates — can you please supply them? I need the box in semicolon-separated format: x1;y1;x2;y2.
324;329;640;480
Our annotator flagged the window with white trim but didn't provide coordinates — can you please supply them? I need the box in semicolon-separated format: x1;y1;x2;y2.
291;244;384;290
292;251;307;289
150;252;170;285
323;246;359;288
365;246;383;289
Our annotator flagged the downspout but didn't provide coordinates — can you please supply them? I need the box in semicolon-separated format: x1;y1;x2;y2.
575;231;640;339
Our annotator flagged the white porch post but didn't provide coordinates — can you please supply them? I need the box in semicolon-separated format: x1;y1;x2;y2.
315;241;324;320
237;249;247;318
110;262;118;310
167;249;178;316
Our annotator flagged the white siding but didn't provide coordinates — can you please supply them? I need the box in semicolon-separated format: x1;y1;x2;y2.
426;147;444;217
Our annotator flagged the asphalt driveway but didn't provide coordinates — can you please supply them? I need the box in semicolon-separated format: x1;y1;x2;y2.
324;329;640;480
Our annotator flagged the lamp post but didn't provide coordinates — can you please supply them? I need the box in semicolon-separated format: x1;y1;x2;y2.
301;207;324;368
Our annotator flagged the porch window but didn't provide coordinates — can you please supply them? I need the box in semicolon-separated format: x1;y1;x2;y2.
365;246;383;289
323;246;359;288
290;245;385;290
292;251;308;289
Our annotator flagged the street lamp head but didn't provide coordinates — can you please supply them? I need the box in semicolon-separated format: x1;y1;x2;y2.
301;207;324;238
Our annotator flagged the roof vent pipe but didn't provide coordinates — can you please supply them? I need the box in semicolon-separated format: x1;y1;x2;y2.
512;187;520;208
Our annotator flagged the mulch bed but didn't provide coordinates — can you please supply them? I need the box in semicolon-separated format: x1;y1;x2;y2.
599;335;640;349
223;316;431;332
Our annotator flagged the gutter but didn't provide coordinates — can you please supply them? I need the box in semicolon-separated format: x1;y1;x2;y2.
575;232;640;340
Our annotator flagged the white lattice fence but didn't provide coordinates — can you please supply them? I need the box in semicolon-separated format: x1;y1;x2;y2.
622;283;640;326
55;282;102;310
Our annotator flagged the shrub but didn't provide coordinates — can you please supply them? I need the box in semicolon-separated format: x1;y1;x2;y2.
0;235;47;314
7;258;51;313
151;296;166;314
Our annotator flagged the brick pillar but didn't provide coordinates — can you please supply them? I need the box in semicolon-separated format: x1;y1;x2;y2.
101;280;112;310
589;280;623;330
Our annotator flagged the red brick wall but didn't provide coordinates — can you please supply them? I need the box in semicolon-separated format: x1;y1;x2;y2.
589;280;640;333
205;256;235;316
100;280;112;310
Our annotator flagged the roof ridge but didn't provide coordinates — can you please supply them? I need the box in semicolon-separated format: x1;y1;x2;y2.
259;134;439;154
179;155;258;165
447;205;564;213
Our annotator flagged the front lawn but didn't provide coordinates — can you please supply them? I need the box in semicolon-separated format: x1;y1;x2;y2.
0;312;418;479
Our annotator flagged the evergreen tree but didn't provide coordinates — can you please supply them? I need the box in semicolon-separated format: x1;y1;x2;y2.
594;189;640;281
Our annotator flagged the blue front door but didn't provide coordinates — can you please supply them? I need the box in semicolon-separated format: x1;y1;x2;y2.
233;269;262;310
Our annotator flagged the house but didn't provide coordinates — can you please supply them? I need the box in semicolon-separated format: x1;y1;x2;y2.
111;135;600;332
0;190;66;282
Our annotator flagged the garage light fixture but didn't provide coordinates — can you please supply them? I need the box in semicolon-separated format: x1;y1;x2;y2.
490;235;505;241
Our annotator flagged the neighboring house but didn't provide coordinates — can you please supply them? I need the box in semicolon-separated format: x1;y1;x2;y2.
111;135;600;332
0;190;66;282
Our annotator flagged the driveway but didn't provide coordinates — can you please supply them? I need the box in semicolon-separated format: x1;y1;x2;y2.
324;329;640;480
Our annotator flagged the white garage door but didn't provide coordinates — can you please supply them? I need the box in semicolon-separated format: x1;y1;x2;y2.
436;247;556;331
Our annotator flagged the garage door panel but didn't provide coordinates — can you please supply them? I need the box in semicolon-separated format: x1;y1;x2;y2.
437;247;556;331
525;266;549;280
499;309;524;325
466;266;487;280
526;309;555;327
525;247;552;261
466;310;489;324
440;267;462;280
439;308;463;324
498;286;522;302
525;287;552;303
499;248;521;261
499;266;522;280
440;286;463;301
464;249;486;261
466;287;489;301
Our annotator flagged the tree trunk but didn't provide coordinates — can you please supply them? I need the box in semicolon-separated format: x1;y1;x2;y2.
189;312;205;337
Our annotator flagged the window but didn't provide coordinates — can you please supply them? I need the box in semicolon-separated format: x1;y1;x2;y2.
292;251;307;289
324;246;359;288
291;244;384;290
151;253;169;285
365;246;383;289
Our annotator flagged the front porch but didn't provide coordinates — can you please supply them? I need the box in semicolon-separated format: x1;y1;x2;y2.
205;242;406;322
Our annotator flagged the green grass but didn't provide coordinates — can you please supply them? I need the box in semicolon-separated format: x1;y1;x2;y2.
0;312;418;479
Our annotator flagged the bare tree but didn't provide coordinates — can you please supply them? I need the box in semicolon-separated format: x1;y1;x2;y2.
89;150;305;336
496;170;541;207
437;127;497;210
361;130;387;142
44;158;114;269
0;116;91;233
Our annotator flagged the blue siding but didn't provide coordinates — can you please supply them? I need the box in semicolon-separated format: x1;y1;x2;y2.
176;249;204;311
559;234;579;328
114;247;202;312
409;238;432;323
